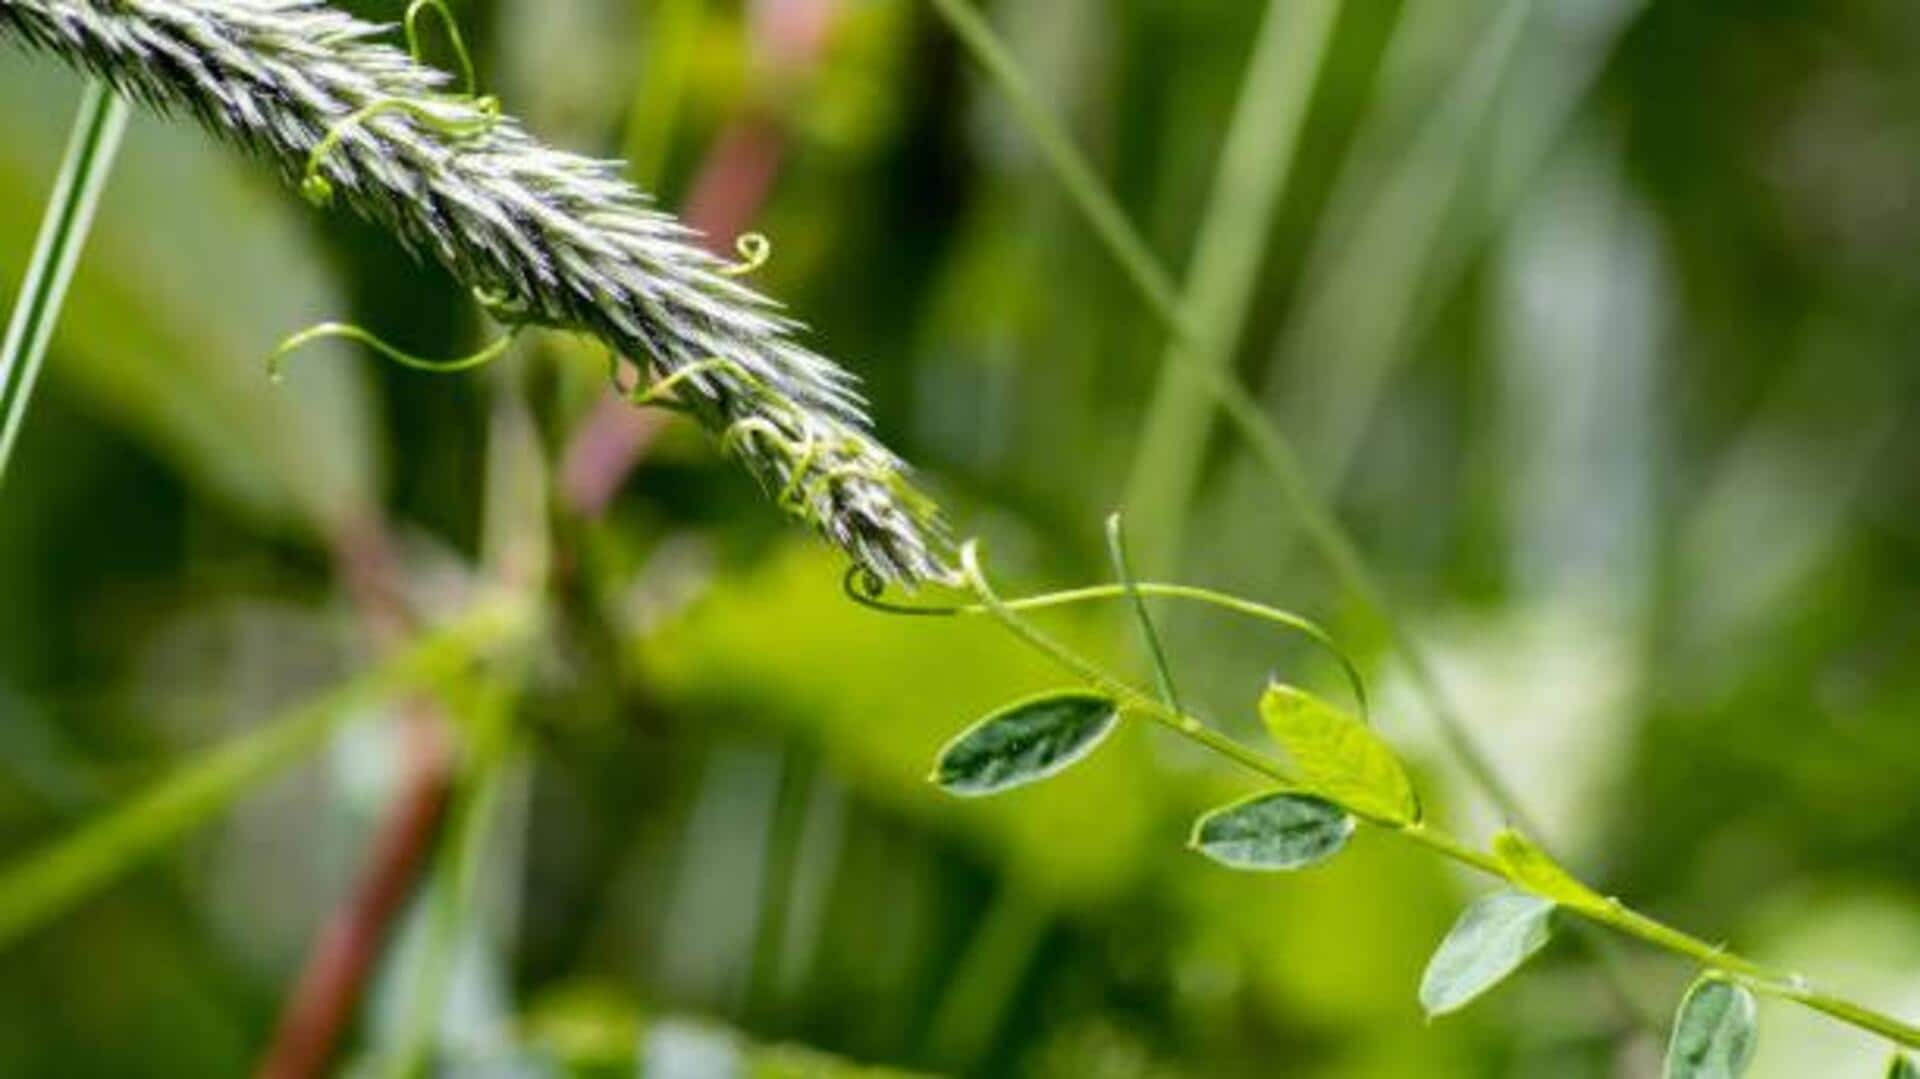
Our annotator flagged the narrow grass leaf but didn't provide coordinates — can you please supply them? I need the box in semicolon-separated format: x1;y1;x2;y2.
0;81;125;486
1190;791;1353;871
1419;891;1556;1017
1665;978;1758;1079
933;691;1119;796
1491;828;1610;916
1259;682;1418;824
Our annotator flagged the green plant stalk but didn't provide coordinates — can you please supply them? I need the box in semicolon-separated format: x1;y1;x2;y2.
0;82;127;486
622;0;708;190
957;543;1920;1051
1122;0;1341;572
0;596;532;951
924;0;1539;842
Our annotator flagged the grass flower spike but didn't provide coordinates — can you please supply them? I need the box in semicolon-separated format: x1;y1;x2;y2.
0;0;949;584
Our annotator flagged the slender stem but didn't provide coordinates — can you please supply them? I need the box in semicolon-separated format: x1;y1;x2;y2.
923;0;1541;840
1124;0;1343;571
0;83;127;486
956;543;1920;1050
847;572;1367;716
0;597;530;951
1105;513;1184;714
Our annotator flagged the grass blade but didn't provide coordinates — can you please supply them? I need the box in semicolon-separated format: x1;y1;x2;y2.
0;599;529;951
0;82;127;485
1122;0;1343;570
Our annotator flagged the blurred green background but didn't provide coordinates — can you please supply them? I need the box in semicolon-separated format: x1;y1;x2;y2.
2;0;1918;1075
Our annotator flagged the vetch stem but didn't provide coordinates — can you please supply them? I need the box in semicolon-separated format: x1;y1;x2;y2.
957;542;1920;1051
0;82;126;486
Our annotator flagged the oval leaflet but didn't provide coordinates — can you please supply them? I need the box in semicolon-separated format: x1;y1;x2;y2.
933;690;1120;796
1190;791;1354;871
1665;977;1758;1079
1418;891;1557;1017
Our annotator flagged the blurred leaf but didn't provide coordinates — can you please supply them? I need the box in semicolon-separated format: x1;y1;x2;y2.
932;690;1117;797
1490;828;1608;916
1666;977;1758;1079
1189;790;1353;871
1417;891;1555;1017
0;59;378;533
640;543;1163;906
1889;1053;1918;1079
1259;682;1419;824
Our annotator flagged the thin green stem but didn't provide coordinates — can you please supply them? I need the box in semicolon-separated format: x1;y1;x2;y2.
955;542;1920;1051
622;0;709;191
0;596;532;951
847;571;1367;718
1105;513;1184;714
0;83;127;487
1124;0;1343;571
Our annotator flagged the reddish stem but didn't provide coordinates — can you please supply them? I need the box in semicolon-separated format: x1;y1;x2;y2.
255;709;452;1079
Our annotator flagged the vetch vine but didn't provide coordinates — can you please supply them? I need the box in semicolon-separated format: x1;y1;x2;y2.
846;527;1920;1075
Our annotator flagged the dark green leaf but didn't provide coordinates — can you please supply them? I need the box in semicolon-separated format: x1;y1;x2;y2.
1258;683;1418;824
1189;791;1353;871
1665;977;1758;1079
1889;1053;1918;1079
933;691;1119;796
1418;891;1556;1017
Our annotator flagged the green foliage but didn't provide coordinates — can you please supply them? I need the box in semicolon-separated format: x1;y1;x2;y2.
1258;682;1419;825
1189;790;1353;871
933;690;1119;796
1890;1053;1918;1079
1489;828;1610;916
1417;892;1556;1017
1666;977;1759;1079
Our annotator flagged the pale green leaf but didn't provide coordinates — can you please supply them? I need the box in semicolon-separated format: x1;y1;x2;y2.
1189;791;1353;871
1418;891;1556;1017
1258;682;1418;824
933;690;1118;796
1665;977;1758;1079
1490;828;1610;915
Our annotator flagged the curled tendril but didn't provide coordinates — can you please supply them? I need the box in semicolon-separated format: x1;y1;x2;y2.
301;96;500;207
405;0;486;100
267;321;516;381
718;233;773;277
841;556;1372;719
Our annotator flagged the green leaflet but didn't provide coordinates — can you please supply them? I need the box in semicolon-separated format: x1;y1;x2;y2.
1890;1053;1919;1079
1258;683;1418;824
1491;828;1610;916
1418;891;1556;1017
933;690;1119;796
1665;977;1758;1079
1189;791;1354;871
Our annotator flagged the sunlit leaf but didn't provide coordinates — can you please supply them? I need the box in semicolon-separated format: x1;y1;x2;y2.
1258;682;1418;824
933;690;1119;796
1418;891;1556;1017
1190;791;1354;871
1665;977;1758;1079
1490;828;1609;915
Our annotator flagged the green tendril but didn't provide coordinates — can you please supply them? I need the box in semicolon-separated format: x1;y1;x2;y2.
301;97;499;207
1106;512;1184;715
842;558;1370;718
404;0;484;99
718;232;773;277
267;321;515;381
